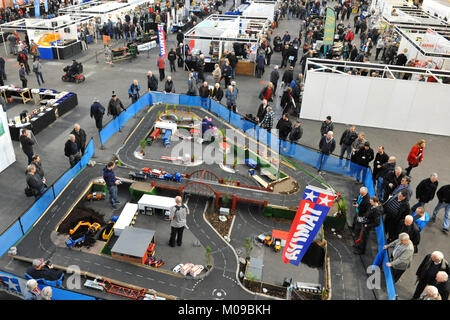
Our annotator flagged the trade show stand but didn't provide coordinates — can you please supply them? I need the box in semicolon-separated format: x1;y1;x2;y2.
7;89;78;141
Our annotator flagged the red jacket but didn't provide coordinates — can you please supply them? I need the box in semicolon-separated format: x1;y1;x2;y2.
407;145;424;166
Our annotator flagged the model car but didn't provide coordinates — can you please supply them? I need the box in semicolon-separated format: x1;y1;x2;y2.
172;263;183;273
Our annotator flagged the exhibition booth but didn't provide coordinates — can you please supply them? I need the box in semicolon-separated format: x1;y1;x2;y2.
183;14;269;75
0;15;94;60
422;0;450;21
226;1;277;22
58;0;133;24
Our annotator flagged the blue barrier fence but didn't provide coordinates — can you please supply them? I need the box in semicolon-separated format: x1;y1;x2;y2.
0;139;96;300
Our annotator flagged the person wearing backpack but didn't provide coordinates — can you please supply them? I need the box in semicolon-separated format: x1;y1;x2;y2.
168;196;190;247
32;58;45;86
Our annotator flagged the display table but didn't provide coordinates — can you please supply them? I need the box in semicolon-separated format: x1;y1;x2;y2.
34;89;78;117
8;107;56;141
1;87;33;104
7;89;78;141
52;41;82;60
236;60;255;76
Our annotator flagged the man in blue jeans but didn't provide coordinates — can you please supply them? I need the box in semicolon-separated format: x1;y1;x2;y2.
431;184;450;233
103;161;121;209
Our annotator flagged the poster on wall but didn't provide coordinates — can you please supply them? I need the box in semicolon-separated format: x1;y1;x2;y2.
282;185;336;266
0;108;16;173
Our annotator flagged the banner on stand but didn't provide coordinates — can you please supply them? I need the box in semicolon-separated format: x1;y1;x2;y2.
282;185;336;266
157;24;167;58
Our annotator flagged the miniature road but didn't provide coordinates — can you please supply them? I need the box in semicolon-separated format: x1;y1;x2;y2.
11;163;261;299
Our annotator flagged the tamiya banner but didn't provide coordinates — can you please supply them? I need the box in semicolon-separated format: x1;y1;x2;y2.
323;7;336;46
157;24;167;58
282;185;336;266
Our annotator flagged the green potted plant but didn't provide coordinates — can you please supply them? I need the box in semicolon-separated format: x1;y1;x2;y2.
139;138;146;155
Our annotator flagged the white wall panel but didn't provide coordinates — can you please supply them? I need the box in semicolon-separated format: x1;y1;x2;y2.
301;70;450;136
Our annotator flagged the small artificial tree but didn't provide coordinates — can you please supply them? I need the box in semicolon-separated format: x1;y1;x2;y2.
139;139;146;155
205;246;212;269
243;237;253;259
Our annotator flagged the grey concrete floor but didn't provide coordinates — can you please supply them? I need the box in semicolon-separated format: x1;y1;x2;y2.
0;9;449;300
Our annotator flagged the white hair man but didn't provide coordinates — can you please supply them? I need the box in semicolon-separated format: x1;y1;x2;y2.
397;215;421;253
383;232;414;283
420;285;441;300
434;271;448;300
413;250;449;299
317;131;336;172
352;186;371;237
24;279;41;300
64;134;80;168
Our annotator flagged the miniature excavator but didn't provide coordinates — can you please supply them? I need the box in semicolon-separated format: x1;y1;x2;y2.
66;221;102;249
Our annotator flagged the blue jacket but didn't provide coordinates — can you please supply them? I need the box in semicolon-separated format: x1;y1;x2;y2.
90;102;105;120
128;83;141;97
256;54;265;68
103;166;117;187
411;211;430;233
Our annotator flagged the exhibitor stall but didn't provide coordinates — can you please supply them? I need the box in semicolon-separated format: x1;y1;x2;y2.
183;14;269;75
0;14;94;60
59;0;132;24
422;0;450;22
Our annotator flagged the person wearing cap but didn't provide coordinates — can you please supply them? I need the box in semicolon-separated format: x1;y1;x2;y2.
352;141;374;183
26;258;64;282
108;92;126;122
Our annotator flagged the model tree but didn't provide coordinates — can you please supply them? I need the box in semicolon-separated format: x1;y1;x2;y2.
205;246;212;270
243;237;253;260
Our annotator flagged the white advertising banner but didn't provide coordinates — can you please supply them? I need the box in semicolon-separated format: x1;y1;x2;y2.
0;107;16;173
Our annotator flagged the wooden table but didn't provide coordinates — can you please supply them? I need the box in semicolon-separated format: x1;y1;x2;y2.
2;88;33;104
235;60;255;76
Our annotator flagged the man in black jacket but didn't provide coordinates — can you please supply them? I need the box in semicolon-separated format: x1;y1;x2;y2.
383;189;410;243
288;121;303;144
354;196;382;255
276;114;292;141
397;215;421;253
26;258;63;282
168;48;177;72
317;131;336;171
26;164;46;198
147;71;158;91
339;125;358;160
320;116;334;137
64;134;80;168
373;146;389;183
433;271;449;300
227;51;238;79
90;99;105;132
412;251;450;299
108;93;126;120
411;173;438;213
71;123;87;155
164;76;175;93
431;184;450;233
382;166;404;202
270;65;280;95
375;156;396;198
19;129;35;164
212;83;223;103
352;141;374;183
351;186;371;236
281;65;294;87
